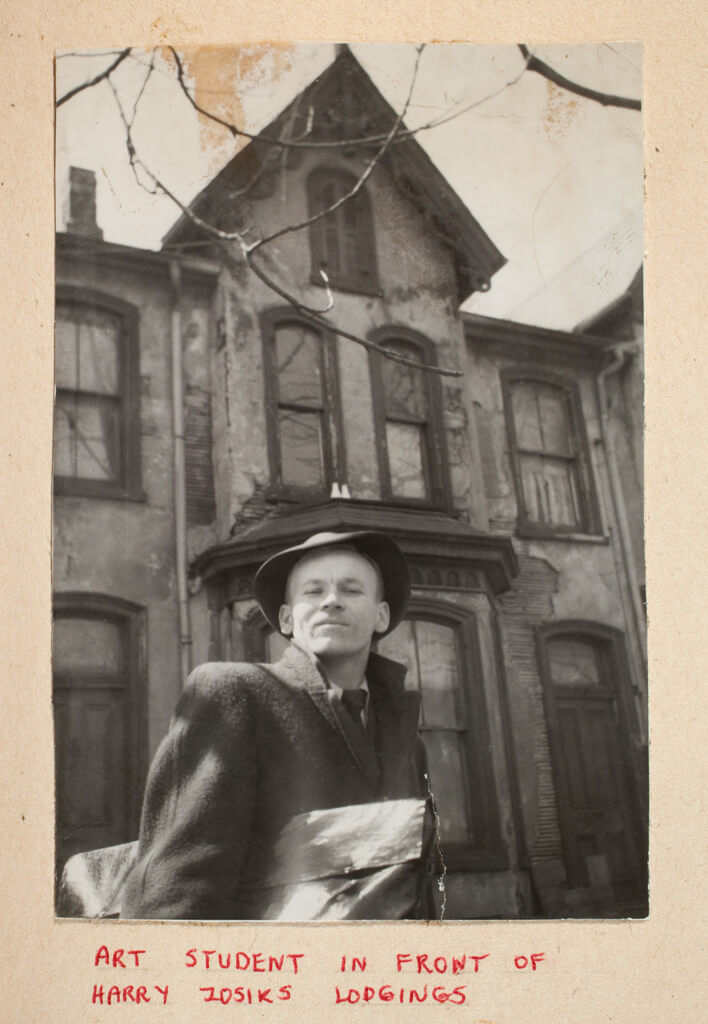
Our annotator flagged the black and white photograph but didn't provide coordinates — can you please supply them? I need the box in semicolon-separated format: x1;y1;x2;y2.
53;42;646;921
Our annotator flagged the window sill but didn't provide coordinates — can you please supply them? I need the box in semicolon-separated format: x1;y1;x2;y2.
438;845;509;873
54;479;146;503
263;485;332;505
309;274;382;299
264;488;452;516
379;495;451;514
516;525;609;545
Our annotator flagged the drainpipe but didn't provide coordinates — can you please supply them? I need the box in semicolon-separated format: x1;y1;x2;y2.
595;341;646;685
169;260;193;682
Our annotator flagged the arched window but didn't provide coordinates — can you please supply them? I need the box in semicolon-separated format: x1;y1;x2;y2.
376;605;502;867
370;329;449;508
502;370;599;536
307;168;379;294
54;287;142;500
53;594;146;879
262;310;345;495
536;622;647;913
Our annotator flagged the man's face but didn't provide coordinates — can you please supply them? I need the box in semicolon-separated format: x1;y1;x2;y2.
278;548;390;663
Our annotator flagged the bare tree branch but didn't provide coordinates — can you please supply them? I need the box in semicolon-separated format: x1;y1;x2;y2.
104;65;461;378
56;48;132;107
130;48;156;124
56;43;638;381
518;45;641;111
166;45;529;151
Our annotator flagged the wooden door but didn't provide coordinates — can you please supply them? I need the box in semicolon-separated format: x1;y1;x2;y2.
53;608;141;874
540;631;647;915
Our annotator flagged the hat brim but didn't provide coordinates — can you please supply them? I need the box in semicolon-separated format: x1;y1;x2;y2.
254;530;410;638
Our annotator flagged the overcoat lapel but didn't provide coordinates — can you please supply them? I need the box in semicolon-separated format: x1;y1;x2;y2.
260;645;380;789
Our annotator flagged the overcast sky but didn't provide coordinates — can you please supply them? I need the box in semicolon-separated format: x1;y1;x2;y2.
56;43;642;331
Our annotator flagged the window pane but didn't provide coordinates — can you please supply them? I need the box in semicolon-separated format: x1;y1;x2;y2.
322;219;341;275
538;386;572;456
376;619;420;693
265;630;289;663
548;638;602;687
279;409;324;488
414;621;459;728
53;397;77;477
56;308;120;395
511;383;543;450
78;316;120;395
520;453;581;528
54;394;121;481
276;324;323;408
55;317;78;389
54;616;124;676
342;196;361;277
386;422;427;499
423;731;470;843
382;347;426;420
379;617;474;844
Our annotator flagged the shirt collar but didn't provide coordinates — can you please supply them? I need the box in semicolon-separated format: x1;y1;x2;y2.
328;677;369;701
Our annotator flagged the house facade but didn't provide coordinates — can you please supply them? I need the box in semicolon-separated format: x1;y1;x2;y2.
54;48;647;917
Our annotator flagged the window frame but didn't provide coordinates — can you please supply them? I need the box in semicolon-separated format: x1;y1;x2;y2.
307;167;381;296
54;286;143;501
261;308;347;500
501;368;601;538
369;327;451;511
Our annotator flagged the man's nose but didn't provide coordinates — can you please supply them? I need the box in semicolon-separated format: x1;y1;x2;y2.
320;587;343;608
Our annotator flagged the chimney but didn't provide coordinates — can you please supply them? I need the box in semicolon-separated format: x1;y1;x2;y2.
66;166;103;239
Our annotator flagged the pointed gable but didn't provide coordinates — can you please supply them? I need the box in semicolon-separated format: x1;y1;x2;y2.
163;46;505;302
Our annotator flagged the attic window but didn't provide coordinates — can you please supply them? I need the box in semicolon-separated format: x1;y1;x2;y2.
307;168;380;295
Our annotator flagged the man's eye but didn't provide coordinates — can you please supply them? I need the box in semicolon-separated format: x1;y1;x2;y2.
302;587;323;596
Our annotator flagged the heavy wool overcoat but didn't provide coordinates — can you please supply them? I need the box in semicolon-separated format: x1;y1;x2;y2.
120;643;432;920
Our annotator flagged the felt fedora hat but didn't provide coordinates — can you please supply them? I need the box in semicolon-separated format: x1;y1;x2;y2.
254;530;410;637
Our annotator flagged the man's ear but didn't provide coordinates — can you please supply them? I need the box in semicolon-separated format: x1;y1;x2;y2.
373;601;391;635
278;604;294;636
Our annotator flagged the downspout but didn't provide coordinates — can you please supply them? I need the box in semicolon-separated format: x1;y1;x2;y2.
169;260;193;682
595;341;646;684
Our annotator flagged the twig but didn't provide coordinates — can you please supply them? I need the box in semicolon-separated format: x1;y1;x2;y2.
518;45;641;111
130;48;156;125
56;48;132;107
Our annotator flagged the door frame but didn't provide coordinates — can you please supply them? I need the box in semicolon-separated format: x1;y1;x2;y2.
53;592;147;868
536;620;647;898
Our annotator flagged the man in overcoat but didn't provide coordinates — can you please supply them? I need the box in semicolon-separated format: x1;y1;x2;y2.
120;530;438;920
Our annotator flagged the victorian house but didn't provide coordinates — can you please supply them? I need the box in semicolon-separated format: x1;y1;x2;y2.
54;47;647;917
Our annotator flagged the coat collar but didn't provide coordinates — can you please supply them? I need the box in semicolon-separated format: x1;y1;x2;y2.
263;643;420;794
263;641;407;695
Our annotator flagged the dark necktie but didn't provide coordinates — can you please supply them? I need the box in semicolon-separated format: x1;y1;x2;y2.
340;688;367;730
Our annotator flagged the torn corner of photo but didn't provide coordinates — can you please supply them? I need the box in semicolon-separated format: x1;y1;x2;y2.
56;797;431;922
